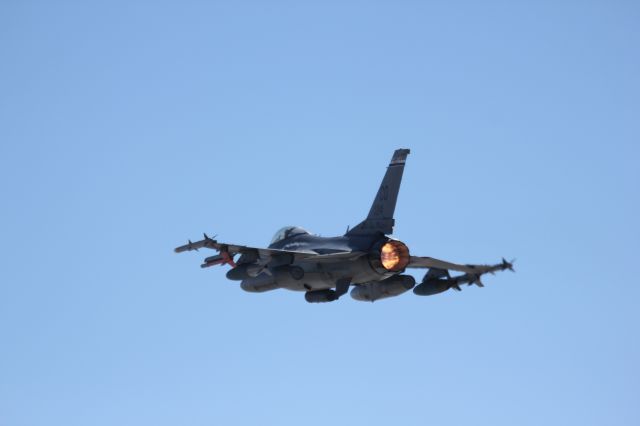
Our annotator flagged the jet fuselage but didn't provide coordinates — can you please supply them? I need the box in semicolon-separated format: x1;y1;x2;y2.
231;232;402;293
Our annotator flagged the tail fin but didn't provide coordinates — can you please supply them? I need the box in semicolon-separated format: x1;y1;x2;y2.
346;149;410;236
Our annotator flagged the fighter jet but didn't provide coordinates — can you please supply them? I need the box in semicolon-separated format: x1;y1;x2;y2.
175;149;514;303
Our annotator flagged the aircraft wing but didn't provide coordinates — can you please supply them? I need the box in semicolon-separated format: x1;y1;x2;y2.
411;258;515;294
174;234;361;267
407;256;512;275
175;234;316;257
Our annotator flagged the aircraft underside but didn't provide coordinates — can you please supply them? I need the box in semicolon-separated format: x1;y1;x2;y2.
237;257;390;293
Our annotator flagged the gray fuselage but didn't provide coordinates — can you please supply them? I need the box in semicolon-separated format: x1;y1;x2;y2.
232;230;396;293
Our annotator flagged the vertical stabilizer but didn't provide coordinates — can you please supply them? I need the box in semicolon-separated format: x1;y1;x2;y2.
346;149;410;236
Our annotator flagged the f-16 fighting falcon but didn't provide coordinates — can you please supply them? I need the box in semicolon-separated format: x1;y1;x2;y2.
175;149;514;303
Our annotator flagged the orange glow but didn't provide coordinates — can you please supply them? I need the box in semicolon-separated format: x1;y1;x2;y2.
380;241;410;271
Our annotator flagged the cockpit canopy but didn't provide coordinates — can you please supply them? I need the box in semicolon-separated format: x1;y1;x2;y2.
270;226;310;244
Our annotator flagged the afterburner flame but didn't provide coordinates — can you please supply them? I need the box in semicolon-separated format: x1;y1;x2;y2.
380;241;410;271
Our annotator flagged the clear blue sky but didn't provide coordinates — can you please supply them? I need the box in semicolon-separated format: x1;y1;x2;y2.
1;1;638;425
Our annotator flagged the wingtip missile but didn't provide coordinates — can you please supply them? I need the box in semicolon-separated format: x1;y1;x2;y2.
501;257;515;272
